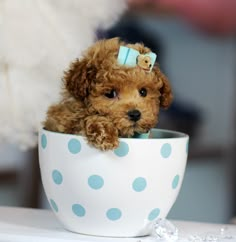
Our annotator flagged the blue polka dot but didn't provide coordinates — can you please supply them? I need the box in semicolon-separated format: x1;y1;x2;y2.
41;134;47;149
50;199;58;212
132;177;147;192
72;204;86;217
114;141;129;157
172;175;180;189
52;170;63;185
88;175;104;190
106;208;122;221
148;208;160;221
161;143;172;158
68;139;81;154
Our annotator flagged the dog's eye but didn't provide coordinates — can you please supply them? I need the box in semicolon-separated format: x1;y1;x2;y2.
139;88;147;97
104;89;117;99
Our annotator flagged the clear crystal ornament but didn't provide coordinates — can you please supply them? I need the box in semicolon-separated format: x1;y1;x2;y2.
153;218;179;241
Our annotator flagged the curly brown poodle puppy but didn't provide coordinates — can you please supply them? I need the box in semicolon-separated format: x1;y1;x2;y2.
44;38;173;150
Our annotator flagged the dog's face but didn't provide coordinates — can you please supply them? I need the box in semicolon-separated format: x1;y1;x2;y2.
86;68;163;136
64;38;172;137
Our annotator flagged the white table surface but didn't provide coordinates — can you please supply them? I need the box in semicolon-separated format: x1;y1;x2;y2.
0;206;236;242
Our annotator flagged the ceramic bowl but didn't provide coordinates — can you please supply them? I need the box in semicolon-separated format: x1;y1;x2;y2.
39;128;189;237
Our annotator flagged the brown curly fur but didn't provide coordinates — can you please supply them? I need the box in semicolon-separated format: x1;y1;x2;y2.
44;38;173;150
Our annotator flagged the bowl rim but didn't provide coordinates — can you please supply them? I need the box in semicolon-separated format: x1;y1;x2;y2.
40;127;189;140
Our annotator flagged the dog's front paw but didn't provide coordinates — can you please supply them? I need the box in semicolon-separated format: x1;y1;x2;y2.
85;119;119;151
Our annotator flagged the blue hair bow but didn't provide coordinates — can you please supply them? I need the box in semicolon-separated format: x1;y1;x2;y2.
117;46;156;72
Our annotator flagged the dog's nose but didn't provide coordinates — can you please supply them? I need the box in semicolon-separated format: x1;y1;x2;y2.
128;109;141;122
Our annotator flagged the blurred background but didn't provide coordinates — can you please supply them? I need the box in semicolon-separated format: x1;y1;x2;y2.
0;0;236;224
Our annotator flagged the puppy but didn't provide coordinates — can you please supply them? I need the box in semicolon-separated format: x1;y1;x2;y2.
44;38;173;150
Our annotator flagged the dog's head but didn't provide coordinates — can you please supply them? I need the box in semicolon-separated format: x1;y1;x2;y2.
64;38;173;137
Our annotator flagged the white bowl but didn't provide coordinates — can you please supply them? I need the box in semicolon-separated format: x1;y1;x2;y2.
38;128;189;237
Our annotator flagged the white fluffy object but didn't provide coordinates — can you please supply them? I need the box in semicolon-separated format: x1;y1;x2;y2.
0;0;126;149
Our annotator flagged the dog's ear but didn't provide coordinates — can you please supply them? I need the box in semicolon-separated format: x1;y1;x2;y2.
63;58;97;99
153;66;173;108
